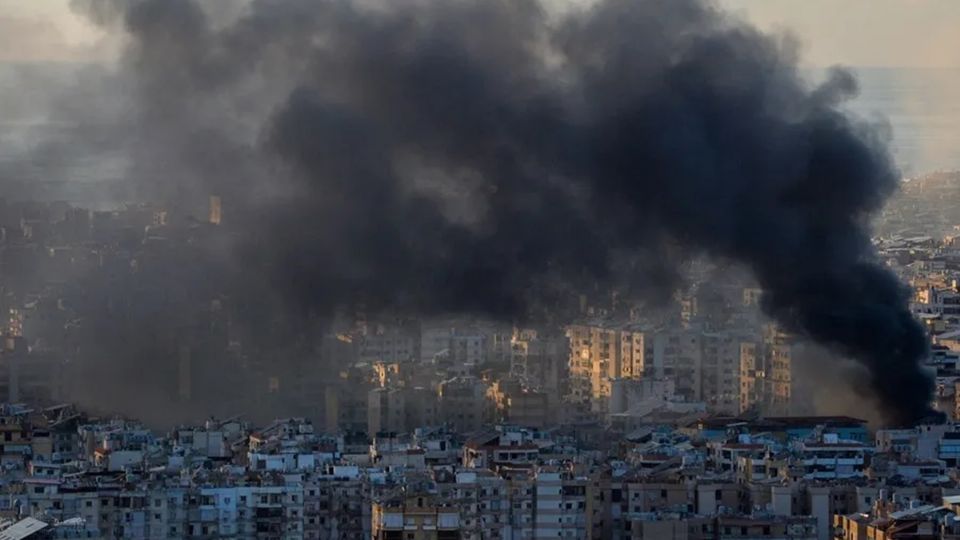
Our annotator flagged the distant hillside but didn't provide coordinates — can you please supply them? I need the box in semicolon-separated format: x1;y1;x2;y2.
903;171;960;196
878;171;960;237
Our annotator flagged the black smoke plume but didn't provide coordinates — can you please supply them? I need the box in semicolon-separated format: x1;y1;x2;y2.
31;0;937;425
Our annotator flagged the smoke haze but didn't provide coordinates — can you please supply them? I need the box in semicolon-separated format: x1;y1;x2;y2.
0;0;938;426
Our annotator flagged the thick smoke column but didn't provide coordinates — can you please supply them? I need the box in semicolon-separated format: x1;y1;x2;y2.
62;0;935;425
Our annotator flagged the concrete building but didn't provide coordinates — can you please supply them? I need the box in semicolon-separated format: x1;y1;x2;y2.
438;377;492;433
359;329;418;365
488;380;552;429
626;514;818;540
368;387;407;436
324;381;369;434
510;330;567;409
443;470;514;539
566;323;648;413
371;495;460;540
739;326;812;416
702;330;756;415
367;386;437;436
532;467;588;540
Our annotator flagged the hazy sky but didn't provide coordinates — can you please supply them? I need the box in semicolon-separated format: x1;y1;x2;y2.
721;0;960;69
0;0;958;67
0;0;107;62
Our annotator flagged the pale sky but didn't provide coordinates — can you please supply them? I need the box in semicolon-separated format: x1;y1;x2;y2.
0;0;958;67
720;0;960;69
0;0;109;62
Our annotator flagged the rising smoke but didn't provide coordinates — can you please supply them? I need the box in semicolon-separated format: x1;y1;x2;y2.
13;0;938;425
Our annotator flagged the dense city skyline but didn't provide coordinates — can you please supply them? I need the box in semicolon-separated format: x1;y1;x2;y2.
0;1;958;539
